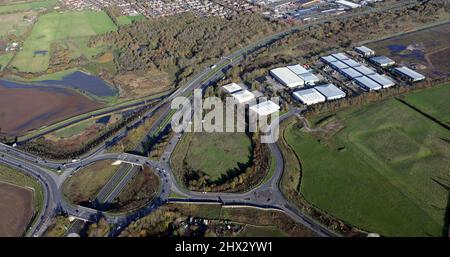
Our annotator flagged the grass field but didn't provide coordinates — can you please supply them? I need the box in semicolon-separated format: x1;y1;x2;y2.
0;0;56;14
52;119;96;139
285;95;450;236
402;83;450;126
0;53;13;71
0;10;36;38
11;10;117;72
62;160;119;205
184;132;252;181
237;225;287;237
116;15;145;26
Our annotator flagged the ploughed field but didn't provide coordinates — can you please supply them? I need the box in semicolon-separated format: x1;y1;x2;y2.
0;164;43;237
0;182;34;236
0;80;103;136
285;85;450;236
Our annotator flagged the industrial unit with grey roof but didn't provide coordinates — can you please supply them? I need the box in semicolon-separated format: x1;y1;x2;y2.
314;84;346;100
370;56;396;67
355;46;375;57
367;74;395;88
342;58;362;68
293;88;326;105
270;67;304;88
330;61;350;70
287;64;309;75
393;66;425;82
287;64;321;85
354;76;382;91
340;67;363;79
332;52;349;61
320;55;339;64
353;65;376;75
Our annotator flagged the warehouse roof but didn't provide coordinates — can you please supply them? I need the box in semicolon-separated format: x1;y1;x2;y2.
353;65;376;75
331;61;349;70
249;100;280;116
299;72;320;83
367;74;395;88
231;90;255;104
336;0;361;9
340;67;363;79
342;58;362;67
355;46;375;55
270;67;304;87
321;55;339;64
314;84;346;100
354;76;382;91
222;83;242;94
332;52;349;61
287;64;309;75
370;56;395;66
293;88;326;105
394;66;425;81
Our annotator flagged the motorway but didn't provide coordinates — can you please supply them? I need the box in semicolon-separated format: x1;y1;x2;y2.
0;0;420;237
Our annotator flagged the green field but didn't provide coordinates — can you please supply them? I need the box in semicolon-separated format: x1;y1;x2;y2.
0;53;13;71
52;119;95;139
11;10;117;72
403;83;450;126
184;132;252;181
285;96;450;236
116;15;145;26
63;160;119;204
237;225;287;237
0;0;57;14
0;11;35;38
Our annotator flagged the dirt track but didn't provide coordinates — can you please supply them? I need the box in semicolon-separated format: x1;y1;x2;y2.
0;182;35;237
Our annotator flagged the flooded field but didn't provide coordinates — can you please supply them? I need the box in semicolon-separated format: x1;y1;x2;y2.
0;80;103;136
40;71;117;98
368;22;450;78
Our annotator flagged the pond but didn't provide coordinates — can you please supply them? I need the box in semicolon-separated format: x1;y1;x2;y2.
39;71;118;98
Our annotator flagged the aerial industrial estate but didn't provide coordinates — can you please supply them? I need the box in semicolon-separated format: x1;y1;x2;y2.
0;0;449;245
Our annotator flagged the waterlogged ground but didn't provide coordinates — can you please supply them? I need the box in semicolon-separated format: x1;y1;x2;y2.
0;80;103;136
40;71;117;98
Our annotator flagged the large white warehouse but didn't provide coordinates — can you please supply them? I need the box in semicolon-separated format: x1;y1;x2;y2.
249;100;280;116
270;67;304;88
355;46;375;57
293;88;326;105
231;90;255;104
354;76;382;91
314;84;346;101
367;74;395;88
393;66;425;82
222;83;242;94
